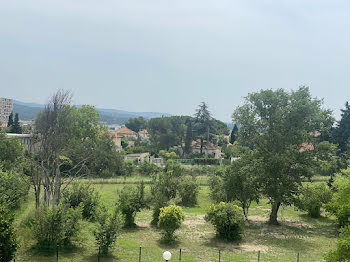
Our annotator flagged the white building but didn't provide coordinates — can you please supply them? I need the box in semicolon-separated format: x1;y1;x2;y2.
0;97;13;124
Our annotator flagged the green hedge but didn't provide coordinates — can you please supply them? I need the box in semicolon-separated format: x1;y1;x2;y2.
192;158;219;165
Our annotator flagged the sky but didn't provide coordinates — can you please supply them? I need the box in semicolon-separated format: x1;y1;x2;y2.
0;0;349;122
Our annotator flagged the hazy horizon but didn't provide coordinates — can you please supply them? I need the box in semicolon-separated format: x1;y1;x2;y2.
1;0;350;121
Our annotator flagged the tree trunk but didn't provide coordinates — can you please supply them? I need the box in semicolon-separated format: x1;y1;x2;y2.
269;201;280;225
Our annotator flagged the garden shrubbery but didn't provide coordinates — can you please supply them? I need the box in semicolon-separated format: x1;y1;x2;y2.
62;182;100;220
32;204;82;248
326;226;350;262
94;206;122;254
157;205;184;241
205;202;245;241
0;200;17;262
177;176;199;206
295;183;332;218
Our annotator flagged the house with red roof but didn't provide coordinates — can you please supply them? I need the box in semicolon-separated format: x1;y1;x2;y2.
115;127;137;138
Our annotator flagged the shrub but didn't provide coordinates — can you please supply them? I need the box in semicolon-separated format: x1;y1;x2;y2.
177;176;199;206
192;158;219;165
118;186;143;227
0;201;17;262
139;161;159;176
0;170;30;210
208;174;226;203
157;205;184;241
205;202;245;241
123;161;136;176
326;226;350;262
295;183;332;218
94;206;122;255
62;182;100;220
32;204;82;248
151;191;168;225
326;168;350;227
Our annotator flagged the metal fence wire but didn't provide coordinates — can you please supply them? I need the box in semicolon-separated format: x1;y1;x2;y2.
12;245;317;262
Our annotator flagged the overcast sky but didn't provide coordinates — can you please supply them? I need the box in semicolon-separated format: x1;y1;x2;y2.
1;0;349;121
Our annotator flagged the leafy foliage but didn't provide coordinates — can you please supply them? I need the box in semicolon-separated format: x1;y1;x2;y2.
157;205;184;241
177;176;199;206
222;154;261;219
295;183;332;218
32;204;82;248
332;101;350;155
94;206;122;254
0;201;17;262
118;185;146;227
0;170;29;210
62;182;100;220
326;226;350;262
125;117;147;133
0;133;24;171
326;168;350;227
232;87;334;224
205;202;245;241
138;161;159;176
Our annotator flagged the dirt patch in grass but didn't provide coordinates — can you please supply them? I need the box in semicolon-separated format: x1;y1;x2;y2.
183;214;206;226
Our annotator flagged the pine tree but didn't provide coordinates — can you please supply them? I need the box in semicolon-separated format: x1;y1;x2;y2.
194;102;212;154
333;102;350;154
7;112;13;128
10;113;22;134
230;124;238;144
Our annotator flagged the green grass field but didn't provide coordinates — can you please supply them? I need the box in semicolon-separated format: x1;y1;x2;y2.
13;176;338;261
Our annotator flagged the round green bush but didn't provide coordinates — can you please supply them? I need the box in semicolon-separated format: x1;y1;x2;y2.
205;202;245;241
157;205;184;241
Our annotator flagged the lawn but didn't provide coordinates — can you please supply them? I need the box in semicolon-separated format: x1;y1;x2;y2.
13;177;338;261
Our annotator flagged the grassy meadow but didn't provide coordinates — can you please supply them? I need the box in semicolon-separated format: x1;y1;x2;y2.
13;175;338;261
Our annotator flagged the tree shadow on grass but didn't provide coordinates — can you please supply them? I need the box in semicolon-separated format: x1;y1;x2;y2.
156;237;181;249
28;244;86;259
84;252;118;262
122;224;149;233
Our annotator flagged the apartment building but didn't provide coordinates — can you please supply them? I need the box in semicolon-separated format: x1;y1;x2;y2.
0;97;13;125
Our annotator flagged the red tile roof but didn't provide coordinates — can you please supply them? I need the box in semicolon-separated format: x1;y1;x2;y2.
116;127;136;135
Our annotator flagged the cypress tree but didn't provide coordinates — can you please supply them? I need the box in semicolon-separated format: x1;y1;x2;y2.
10;113;22;134
230;124;238;144
7;112;13;128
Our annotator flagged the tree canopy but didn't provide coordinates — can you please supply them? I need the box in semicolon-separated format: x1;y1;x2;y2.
232;87;334;224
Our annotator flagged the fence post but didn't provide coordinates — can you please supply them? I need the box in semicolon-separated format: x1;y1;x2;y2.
56;245;59;262
297;252;300;262
98;246;100;262
179;248;182;262
139;246;142;262
219;250;221;262
258;251;260;262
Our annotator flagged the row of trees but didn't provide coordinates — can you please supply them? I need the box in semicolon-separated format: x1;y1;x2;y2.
124;103;230;156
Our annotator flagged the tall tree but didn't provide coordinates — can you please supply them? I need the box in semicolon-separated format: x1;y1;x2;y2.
232;87;334;224
7;112;13;128
125;117;147;133
230;124;238;144
333;101;350;155
34;89;74;209
194;102;213;154
10;113;22;134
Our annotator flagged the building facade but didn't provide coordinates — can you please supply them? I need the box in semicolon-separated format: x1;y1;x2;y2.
0;97;13;125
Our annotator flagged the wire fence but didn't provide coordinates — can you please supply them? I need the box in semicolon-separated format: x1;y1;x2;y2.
12;245;324;262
